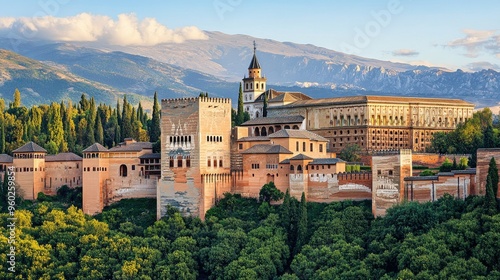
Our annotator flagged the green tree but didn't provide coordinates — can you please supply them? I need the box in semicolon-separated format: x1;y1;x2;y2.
149;92;161;143
11;88;21;108
439;158;453;172
263;91;268;117
48;102;65;152
237;83;245;125
338;143;362;162
488;157;499;197
259;182;284;203
0;112;5;154
484;174;497;215
459;157;468;170
484;124;495;148
95;113;104;144
294;192;307;255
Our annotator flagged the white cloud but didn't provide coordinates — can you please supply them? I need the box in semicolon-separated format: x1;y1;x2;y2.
392;49;419;57
447;29;500;58
0;13;207;46
466;61;500;72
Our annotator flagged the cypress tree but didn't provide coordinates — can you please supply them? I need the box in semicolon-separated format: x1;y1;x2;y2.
484;124;495;148
95;113;104;144
85;116;95;146
121;96;132;140
48;103;65;152
485;174;498;215
0;171;8;211
263;91;268;117
149;92;161;143
237;83;244;125
11;88;21;108
116;100;122;127
114;125;121;146
0;113;5;154
294;192;308;255
488;157;499;197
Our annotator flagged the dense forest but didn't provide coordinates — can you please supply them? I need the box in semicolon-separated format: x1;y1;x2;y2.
1;182;500;279
0;89;161;155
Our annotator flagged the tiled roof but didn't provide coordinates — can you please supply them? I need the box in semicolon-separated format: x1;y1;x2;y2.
241;115;304;126
12;141;47;153
139;153;161;159
241;144;293;154
109;142;152;152
237;136;270;142
272;95;474;108
310;158;345;165
268;129;328;142
289;154;313;161
45;152;83;162
254;89;312;103
269;91;312;103
248;53;261;69
0;154;13;163
82;143;109;153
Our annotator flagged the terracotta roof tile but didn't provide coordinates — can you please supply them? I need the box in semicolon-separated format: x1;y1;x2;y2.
12;141;47;153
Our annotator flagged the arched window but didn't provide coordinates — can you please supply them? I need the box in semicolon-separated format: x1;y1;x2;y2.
269;126;274;134
256;111;260;118
261;83;264;89
292;125;299;129
256;83;259;89
177;155;183;168
284;125;290;129
261;127;267;136
255;127;260;136
290;165;295;171
297;165;303;172
119;164;127;177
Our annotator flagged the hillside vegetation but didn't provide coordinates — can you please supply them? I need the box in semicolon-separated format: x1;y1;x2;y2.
1;189;499;279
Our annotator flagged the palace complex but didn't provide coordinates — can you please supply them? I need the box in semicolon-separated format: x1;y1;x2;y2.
4;44;497;219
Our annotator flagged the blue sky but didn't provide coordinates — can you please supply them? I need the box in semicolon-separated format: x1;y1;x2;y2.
0;0;499;71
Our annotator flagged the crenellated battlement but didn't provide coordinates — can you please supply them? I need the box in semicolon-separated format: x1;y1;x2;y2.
337;172;372;181
161;96;231;104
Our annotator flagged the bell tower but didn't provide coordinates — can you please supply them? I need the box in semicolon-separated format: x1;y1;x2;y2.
242;41;267;118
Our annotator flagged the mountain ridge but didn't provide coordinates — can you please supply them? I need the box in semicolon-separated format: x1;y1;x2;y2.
0;31;499;107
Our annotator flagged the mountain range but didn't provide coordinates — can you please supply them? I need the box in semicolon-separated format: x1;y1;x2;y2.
0;31;499;108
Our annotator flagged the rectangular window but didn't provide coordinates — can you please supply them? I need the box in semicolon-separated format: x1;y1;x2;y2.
131;165;135;171
239;143;243;150
296;141;299;152
319;144;323;153
310;143;313;152
214;159;217;167
186;157;191;167
207;157;211;167
219;159;223;167
303;142;306;152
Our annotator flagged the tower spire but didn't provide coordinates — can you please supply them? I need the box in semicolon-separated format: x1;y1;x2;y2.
253;40;256;54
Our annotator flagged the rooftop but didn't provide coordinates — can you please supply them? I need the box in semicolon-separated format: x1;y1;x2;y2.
109;141;152;152
310;158;345;165
269;129;328;142
139;153;161;159
237;136;270;142
271;95;474;109
289;154;313;161
0;154;13;163
241;144;293;154
82;143;109;153
46;152;83;162
241;115;304;126
12;141;47;153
